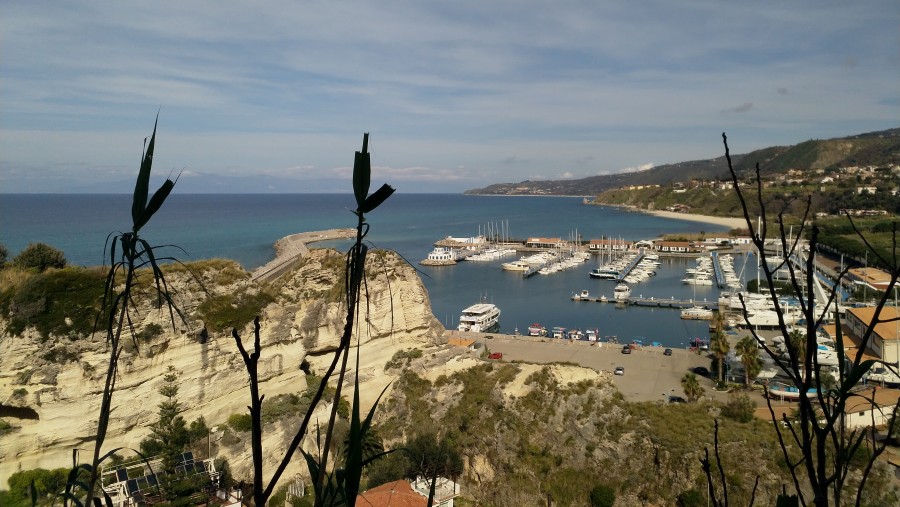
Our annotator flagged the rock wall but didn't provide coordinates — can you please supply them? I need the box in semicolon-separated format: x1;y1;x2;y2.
0;249;443;484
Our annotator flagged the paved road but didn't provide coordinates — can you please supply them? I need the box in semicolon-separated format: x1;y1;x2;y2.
472;334;731;403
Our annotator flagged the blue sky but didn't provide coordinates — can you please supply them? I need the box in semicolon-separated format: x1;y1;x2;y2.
1;1;897;193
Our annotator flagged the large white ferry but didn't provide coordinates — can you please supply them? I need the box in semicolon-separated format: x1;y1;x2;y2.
457;302;501;333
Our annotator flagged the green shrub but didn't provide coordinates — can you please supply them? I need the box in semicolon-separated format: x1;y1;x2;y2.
677;489;705;506
6;467;70;501
13;243;67;272
41;346;79;364
198;290;275;332
721;394;755;423
140;322;164;341
0;418;13;436
385;348;424;370
261;393;304;424
590;483;616;507
227;413;253;433
0;243;8;265
1;267;106;339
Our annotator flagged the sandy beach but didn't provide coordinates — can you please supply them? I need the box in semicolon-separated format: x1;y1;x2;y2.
641;209;748;230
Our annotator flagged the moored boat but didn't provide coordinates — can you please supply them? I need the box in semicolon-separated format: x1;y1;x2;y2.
680;306;714;320
457;302;501;333
501;259;531;271
613;283;631;301
528;323;547;337
571;289;591;301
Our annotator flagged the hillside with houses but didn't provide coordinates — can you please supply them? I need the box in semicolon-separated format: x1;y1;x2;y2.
466;128;900;217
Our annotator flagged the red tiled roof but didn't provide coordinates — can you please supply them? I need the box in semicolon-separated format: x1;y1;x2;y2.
357;480;426;507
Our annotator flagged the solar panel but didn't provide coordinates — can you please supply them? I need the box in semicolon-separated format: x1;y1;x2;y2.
182;451;194;464
115;469;128;482
175;465;186;476
193;462;206;474
146;474;158;488
135;477;148;491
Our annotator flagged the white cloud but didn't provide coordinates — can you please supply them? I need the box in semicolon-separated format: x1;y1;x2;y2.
1;1;898;192
618;163;656;174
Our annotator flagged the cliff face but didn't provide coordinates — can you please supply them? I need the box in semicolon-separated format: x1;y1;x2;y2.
0;249;443;483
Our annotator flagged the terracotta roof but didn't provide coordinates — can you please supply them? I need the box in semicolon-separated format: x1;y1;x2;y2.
847;306;900;341
844;387;900;415
447;337;476;348
820;323;880;362
848;267;895;289
357;480;426;507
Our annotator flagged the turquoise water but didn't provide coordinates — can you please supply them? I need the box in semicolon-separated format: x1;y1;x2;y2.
0;193;741;346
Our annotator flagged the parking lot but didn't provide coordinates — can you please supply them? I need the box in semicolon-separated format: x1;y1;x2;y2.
475;334;733;403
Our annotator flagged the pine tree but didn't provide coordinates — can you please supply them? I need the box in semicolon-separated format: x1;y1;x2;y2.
144;366;189;473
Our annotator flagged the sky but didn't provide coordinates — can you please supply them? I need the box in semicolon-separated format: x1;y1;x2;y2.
1;1;898;193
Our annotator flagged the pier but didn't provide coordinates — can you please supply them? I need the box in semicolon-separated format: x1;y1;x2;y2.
251;228;356;283
571;294;718;310
616;251;645;281
712;251;730;288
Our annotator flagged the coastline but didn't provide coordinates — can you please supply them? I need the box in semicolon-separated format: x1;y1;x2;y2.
595;202;746;230
641;209;748;230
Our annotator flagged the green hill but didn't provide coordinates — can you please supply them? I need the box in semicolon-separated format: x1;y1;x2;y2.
465;128;900;196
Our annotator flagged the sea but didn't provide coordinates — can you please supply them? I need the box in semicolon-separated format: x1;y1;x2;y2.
0;193;749;348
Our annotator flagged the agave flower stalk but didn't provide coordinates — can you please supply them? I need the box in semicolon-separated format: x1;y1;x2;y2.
81;117;182;507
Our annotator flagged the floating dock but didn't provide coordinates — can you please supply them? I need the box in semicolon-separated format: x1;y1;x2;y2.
616;252;645;281
711;251;726;288
570;294;718;310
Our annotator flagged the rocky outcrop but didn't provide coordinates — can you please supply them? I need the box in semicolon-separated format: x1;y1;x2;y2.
0;248;443;483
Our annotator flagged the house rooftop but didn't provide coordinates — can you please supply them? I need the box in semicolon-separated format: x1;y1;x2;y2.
847;306;900;341
844;387;900;415
357;480;427;507
447;337;476;348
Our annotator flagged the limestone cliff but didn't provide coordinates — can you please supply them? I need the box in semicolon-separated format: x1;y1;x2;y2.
0;248;443;483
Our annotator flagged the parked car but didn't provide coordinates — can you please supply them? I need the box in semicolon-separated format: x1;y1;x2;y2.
614;366;625;376
621;345;631;354
692;366;710;377
488;352;503;360
668;395;686;403
664;348;673;356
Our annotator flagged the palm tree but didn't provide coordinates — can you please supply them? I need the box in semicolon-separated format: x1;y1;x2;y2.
735;336;762;387
681;373;704;402
711;310;726;335
787;328;807;359
709;328;730;383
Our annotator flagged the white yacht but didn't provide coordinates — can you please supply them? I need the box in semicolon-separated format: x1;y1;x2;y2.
867;367;900;386
501;259;531;271
613;283;631;301
571;290;591;301
680;306;714;320
457;302;501;333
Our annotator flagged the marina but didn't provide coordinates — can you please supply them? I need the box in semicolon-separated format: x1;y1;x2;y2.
0;193;742;350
